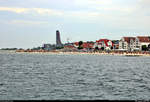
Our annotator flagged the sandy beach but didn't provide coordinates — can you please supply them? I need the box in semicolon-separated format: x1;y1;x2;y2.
14;50;150;57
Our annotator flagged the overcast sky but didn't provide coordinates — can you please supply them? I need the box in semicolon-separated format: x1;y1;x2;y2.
0;0;150;48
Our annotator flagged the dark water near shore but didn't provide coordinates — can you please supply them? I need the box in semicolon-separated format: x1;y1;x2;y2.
0;51;150;100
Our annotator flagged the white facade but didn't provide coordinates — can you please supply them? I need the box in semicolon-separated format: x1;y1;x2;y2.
119;37;136;51
135;37;150;50
119;37;130;51
94;39;113;50
119;36;150;51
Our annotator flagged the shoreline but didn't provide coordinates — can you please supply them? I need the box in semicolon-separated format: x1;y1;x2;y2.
1;50;150;57
14;51;150;57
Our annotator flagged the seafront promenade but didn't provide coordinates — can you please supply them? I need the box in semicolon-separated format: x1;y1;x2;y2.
15;49;150;57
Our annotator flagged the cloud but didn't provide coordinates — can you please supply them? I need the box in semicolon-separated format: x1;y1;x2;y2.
0;19;49;26
0;7;29;13
74;0;112;6
10;20;48;25
136;0;150;14
0;1;150;30
138;0;150;7
0;7;64;16
0;6;105;21
66;11;104;20
95;6;134;13
32;8;63;16
73;0;134;16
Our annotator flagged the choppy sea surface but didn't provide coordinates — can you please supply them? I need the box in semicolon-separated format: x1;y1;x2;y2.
0;51;150;100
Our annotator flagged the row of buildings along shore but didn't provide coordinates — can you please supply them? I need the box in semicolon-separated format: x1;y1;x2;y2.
62;36;150;52
16;30;150;52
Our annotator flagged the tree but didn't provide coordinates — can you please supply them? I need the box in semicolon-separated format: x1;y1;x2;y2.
78;46;83;49
95;47;99;50
111;46;113;50
78;41;83;49
142;45;147;51
148;44;150;51
79;41;83;47
101;47;104;50
94;47;99;52
56;46;64;49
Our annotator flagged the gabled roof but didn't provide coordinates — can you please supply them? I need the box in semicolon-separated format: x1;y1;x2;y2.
96;39;113;47
123;37;136;43
74;42;94;48
82;43;94;48
96;39;110;43
137;36;150;43
64;45;75;48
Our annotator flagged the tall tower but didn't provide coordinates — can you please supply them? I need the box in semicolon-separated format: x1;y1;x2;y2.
56;30;62;47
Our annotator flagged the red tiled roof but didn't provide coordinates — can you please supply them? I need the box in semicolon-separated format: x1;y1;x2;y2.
137;36;150;43
96;39;110;42
64;45;75;48
74;42;94;48
96;39;113;47
123;37;136;43
74;42;79;47
82;43;94;48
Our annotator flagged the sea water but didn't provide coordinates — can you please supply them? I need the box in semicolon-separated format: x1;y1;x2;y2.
0;51;150;100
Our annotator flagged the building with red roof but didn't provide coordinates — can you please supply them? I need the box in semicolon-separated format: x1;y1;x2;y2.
74;41;95;49
119;36;150;51
64;45;75;49
136;36;150;43
136;36;150;50
119;37;136;51
94;39;113;50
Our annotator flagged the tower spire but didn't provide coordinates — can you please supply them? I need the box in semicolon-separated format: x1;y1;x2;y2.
56;30;62;47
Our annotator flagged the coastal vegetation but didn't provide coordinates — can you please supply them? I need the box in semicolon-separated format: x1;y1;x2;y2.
1;48;18;50
56;46;64;49
78;41;83;49
142;44;150;51
142;45;147;51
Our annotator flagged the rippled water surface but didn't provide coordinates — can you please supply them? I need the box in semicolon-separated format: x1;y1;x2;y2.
0;51;150;100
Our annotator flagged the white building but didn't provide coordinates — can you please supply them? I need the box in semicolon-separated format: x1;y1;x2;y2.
94;39;113;50
119;36;150;51
136;36;150;50
119;37;136;51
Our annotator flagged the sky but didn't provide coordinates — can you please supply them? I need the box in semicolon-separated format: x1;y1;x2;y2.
0;0;150;49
